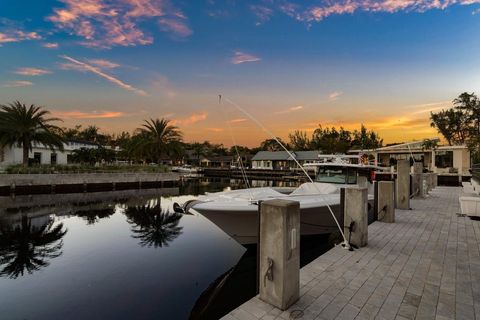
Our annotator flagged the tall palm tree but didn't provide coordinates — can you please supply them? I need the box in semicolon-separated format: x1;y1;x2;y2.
0;101;65;166
124;199;183;248
134;118;183;163
0;216;67;279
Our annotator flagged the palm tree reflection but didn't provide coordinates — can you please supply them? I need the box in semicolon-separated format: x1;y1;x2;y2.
125;199;183;248
0;216;67;279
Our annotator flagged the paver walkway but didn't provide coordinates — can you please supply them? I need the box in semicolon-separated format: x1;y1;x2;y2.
222;187;480;320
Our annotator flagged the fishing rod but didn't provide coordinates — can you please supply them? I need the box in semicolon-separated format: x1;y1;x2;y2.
222;96;351;250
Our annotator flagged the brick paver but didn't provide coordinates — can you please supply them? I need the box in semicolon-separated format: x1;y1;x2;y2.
222;187;480;320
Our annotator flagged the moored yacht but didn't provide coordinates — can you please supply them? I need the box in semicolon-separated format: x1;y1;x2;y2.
179;155;387;245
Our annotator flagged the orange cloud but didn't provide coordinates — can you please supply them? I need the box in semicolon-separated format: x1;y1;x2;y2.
14;68;52;76
231;51;261;64
229;118;247;123
60;55;147;96
170;112;208;125
206;127;225;132
407;101;451;114
52;110;125;119
275;105;304;114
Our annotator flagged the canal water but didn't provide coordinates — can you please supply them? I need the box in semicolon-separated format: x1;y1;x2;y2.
0;177;334;320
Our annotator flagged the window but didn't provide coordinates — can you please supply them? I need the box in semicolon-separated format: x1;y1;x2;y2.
51;153;57;165
315;166;357;184
435;151;453;168
33;152;42;164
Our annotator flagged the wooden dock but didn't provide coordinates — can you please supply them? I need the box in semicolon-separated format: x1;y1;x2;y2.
223;187;480;320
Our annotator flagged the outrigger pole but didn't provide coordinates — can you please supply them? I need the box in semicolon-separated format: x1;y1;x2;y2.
221;95;352;250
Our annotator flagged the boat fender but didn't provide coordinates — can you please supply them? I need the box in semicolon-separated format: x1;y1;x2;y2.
182;199;204;214
173;202;184;214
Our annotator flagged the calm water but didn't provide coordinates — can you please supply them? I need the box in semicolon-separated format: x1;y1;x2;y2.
0;177;332;320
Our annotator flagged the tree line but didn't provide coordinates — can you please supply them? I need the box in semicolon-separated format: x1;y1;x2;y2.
0;100;383;166
430;92;480;161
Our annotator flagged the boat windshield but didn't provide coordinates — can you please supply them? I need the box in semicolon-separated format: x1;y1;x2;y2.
315;166;357;184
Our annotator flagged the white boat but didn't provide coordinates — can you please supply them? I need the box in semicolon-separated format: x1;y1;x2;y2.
175;165;203;174
179;155;387;245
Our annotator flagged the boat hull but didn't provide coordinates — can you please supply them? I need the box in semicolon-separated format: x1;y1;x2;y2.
194;204;344;245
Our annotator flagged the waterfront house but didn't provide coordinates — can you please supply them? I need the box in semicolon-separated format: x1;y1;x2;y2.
199;155;233;168
251;151;322;170
0;140;99;166
349;139;471;177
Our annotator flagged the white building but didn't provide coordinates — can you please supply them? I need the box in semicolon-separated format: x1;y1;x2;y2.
0;140;99;166
350;139;471;176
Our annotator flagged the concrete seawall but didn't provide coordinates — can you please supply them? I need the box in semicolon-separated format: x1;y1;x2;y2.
0;172;180;195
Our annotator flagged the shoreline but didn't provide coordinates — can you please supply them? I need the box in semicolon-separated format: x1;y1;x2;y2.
0;172;180;196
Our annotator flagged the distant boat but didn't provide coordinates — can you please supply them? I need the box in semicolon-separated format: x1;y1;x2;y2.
178;155;387;245
173;165;203;174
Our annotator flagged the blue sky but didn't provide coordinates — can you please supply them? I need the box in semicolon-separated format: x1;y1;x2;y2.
1;0;480;146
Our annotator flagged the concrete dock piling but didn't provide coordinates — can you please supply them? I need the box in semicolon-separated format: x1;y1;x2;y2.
342;187;368;248
377;181;395;223
396;159;410;209
412;162;424;197
259;199;300;310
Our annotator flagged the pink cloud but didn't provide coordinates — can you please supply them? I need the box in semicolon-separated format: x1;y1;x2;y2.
250;5;274;25
86;59;120;69
48;0;191;48
170;112;208;126
3;80;33;87
273;0;480;23
0;30;41;44
60;55;147;96
159;17;193;37
14;68;52;76
329;91;343;101
52;110;125;119
42;42;59;49
231;51;261;64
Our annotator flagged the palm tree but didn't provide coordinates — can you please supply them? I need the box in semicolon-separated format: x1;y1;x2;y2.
124;199;183;248
134;118;183;163
0;216;67;279
0;101;65;166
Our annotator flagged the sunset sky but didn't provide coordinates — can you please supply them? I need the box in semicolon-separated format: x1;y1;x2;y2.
1;0;480;147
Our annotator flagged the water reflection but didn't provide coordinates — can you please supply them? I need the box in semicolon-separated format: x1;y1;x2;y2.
76;205;115;225
0;216;67;279
125;198;183;248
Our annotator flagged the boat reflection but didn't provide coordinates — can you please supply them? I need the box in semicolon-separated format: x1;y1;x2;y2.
0;215;67;279
125;198;183;248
